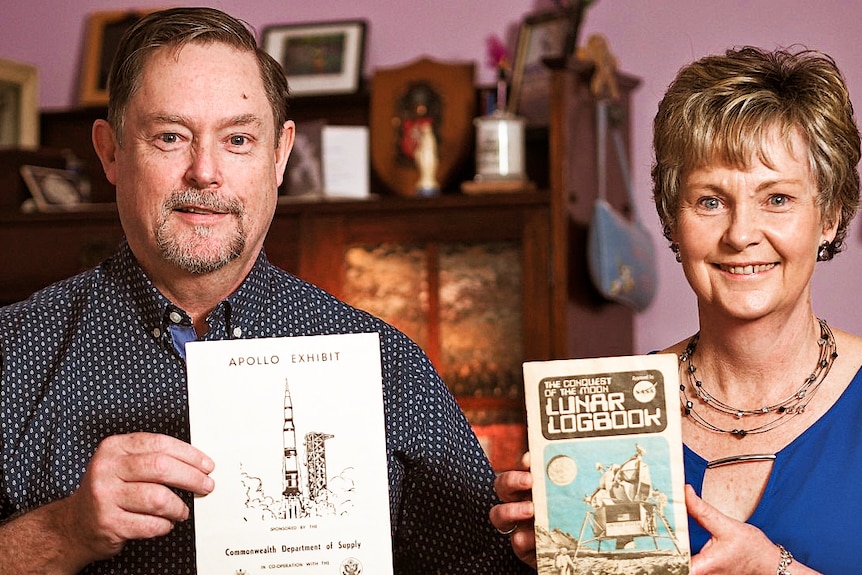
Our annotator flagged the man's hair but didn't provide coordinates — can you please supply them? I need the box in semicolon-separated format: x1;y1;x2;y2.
106;7;289;146
652;46;861;256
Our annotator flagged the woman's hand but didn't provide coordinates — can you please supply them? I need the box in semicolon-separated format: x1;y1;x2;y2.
489;452;537;569
687;485;819;574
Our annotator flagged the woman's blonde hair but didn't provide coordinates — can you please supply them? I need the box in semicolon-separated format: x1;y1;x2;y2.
652;46;860;259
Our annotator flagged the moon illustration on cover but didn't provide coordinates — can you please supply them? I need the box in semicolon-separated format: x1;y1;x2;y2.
546;455;577;486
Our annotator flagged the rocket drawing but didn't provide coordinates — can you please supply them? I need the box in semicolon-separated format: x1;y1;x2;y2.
282;379;300;497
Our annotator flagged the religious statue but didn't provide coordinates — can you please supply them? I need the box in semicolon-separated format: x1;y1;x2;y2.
413;121;439;196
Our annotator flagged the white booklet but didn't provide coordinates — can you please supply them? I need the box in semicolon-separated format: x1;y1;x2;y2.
186;333;393;574
524;353;690;574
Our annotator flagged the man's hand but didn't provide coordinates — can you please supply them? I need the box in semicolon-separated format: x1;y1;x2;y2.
0;432;215;573
67;432;215;558
488;452;537;569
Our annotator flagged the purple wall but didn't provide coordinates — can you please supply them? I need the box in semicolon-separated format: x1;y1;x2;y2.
2;0;861;351
587;0;862;351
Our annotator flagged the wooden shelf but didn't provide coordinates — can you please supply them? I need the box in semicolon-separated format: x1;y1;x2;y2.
5;68;639;470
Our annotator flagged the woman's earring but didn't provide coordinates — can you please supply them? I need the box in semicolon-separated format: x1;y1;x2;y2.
671;243;682;263
817;240;832;262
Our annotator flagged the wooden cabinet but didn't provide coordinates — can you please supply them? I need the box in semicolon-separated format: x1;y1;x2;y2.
0;209;124;303
547;62;641;361
2;65;638;470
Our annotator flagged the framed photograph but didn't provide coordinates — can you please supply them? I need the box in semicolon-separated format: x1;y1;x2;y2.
79;9;154;106
0;57;39;148
261;20;366;97
281;119;326;200
508;10;572;125
20;165;85;212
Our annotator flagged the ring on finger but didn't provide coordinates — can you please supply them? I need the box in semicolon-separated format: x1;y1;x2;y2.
496;523;518;536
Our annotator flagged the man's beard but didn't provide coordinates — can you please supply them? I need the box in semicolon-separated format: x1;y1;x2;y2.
156;188;246;274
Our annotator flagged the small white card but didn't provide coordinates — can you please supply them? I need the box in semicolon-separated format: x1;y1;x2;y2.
186;333;392;574
322;125;370;198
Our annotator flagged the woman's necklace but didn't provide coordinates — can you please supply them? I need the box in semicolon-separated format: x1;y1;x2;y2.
679;318;837;438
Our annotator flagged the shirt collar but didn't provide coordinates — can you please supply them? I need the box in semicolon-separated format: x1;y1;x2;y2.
105;240;273;342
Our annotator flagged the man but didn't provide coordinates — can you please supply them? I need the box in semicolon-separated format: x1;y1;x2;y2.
0;8;529;574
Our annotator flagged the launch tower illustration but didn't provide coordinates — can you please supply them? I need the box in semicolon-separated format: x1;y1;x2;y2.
305;431;335;501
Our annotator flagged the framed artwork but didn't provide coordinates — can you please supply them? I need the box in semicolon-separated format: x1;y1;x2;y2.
508;10;572;125
79;9;153;106
0;57;39;148
261;20;366;97
20;165;86;212
281;119;326;200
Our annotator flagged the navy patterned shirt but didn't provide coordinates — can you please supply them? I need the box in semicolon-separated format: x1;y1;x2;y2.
0;241;529;574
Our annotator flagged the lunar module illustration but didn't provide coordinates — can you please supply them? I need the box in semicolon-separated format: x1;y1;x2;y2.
573;445;683;556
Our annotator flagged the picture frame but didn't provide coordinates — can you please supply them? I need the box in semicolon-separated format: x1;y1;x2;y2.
508;10;572;125
0;57;39;148
20;165;86;212
79;9;154;106
261;20;366;97
281;119;326;200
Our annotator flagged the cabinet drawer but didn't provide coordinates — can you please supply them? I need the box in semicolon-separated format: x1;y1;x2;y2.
0;214;123;304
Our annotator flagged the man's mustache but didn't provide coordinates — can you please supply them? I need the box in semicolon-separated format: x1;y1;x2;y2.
164;189;244;215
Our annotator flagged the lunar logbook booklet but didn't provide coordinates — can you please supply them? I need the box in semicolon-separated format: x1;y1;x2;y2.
524;353;691;575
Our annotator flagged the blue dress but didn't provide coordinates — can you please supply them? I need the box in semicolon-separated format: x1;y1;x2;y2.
684;366;862;574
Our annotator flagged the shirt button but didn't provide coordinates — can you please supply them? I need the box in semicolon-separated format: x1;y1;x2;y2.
169;311;182;324
233;327;243;337
152;328;161;338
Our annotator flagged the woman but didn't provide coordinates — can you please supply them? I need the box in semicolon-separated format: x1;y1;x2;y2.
491;46;862;574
